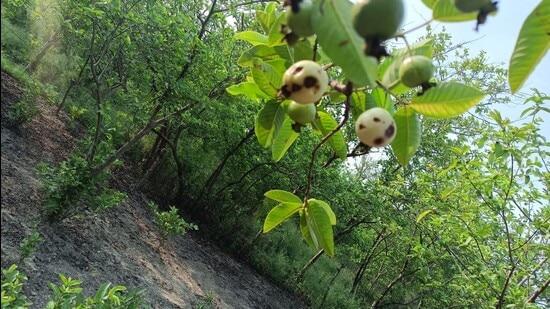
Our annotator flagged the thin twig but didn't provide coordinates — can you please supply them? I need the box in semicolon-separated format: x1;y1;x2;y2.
304;81;352;201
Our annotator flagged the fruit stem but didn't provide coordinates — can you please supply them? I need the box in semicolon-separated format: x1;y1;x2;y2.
329;80;352;96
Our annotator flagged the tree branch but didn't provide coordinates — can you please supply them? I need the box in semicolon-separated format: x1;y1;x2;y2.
371;242;415;308
304;81;352;201
526;277;550;304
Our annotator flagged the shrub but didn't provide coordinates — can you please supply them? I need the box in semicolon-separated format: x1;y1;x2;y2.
18;223;43;264
1;264;32;308
0;18;30;64
149;202;198;238
45;274;148;309
1;265;148;309
5;80;42;127
36;153;127;221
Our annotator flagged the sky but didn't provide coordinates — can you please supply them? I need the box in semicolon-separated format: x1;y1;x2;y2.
402;0;549;137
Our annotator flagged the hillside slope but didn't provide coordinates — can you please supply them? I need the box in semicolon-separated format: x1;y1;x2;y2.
0;71;307;309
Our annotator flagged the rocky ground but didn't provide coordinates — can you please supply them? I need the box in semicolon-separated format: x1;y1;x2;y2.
1;70;307;309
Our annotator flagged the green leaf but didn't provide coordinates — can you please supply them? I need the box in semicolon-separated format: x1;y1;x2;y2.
329;90;348;104
238;45;280;67
270;40;318;66
272;117;299;161
432;0;477;22
300;210;315;249
489;110;503;124
437;157;458;178
305;201;335;256
226;82;271;100
308;199;336;225
313;111;348;159
263;202;303;233
311;0;377;87
292;40;317;62
267;13;287;47
107;285;126;299
265;59;288;76
410;82;485;118
94;282;111;300
417;209;434;223
255;100;286;148
265;190;302;204
441;186;457;199
256;2;281;34
421;0;437;9
509;0;550;94
370;88;396;115
391;107;421;166
234;31;268;46
272;45;293;63
351;91;367;119
251;62;283;97
380;39;433;93
364;92;377;110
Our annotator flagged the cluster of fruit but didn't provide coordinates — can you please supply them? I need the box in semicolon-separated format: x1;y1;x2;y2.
279;0;494;148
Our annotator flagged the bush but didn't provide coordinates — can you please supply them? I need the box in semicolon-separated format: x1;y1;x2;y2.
0;18;30;64
1;265;148;309
6;99;39;127
18;223;43;264
36;153;127;221
149;202;198;238
45;274;148;309
5;78;43;127
1;264;32;308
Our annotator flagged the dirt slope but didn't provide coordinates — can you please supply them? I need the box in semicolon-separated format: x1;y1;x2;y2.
0;71;307;309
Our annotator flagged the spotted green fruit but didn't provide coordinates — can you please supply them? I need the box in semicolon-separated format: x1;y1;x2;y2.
355;107;396;148
285;0;315;38
398;55;435;88
352;0;404;41
281;60;329;104
453;0;492;13
287;101;316;125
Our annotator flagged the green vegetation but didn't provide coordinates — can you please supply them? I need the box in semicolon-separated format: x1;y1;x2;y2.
45;273;147;309
36;151;127;221
18;223;42;264
149;202;198;238
1;0;548;307
194;291;216;309
0;265;148;309
1;265;32;308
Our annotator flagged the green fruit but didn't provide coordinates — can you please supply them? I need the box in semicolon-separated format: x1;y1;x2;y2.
352;0;404;41
285;0;315;38
281;60;329;104
398;55;435;88
453;0;492;13
287;101;316;125
355;107;396;148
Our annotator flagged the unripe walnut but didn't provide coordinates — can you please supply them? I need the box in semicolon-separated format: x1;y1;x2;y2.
351;0;404;59
281;60;329;104
453;0;492;13
398;55;435;88
355;107;396;148
352;0;404;41
287;101;316;125
285;0;315;38
453;0;498;31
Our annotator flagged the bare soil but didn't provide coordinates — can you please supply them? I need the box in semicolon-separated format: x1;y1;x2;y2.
0;71;307;309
